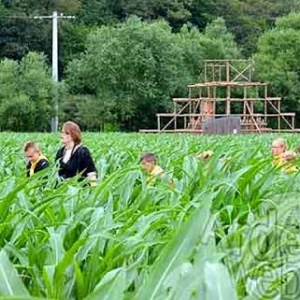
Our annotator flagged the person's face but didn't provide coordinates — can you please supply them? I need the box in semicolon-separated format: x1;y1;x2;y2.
25;148;40;163
61;128;73;145
272;142;285;156
141;159;155;173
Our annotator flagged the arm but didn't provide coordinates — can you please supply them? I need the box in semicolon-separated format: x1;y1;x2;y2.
35;159;50;172
196;150;214;161
26;162;30;177
80;147;98;186
282;150;297;162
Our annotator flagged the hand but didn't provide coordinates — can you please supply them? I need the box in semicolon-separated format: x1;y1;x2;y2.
282;150;297;161
196;150;213;161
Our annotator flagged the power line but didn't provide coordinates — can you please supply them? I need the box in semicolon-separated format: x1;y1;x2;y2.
1;12;76;132
0;15;33;19
33;11;75;133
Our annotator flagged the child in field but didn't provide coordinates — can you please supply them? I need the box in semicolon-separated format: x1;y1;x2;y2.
196;150;214;161
140;153;174;187
24;141;49;177
196;150;233;173
271;138;297;173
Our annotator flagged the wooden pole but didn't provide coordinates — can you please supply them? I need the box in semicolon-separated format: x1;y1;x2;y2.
243;86;247;123
278;100;281;132
226;86;231;115
213;86;216;117
264;86;267;125
157;115;161;131
264;85;267;122
174;101;177;130
226;60;230;82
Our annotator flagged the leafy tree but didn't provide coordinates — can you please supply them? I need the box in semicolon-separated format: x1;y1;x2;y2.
254;12;300;126
0;52;64;131
0;0;80;70
66;16;240;131
66;17;184;130
0;0;299;71
214;0;300;56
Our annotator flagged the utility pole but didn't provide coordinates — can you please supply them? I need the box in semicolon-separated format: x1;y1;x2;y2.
34;12;75;132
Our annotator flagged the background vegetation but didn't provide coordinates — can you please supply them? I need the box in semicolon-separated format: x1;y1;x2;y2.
0;0;300;131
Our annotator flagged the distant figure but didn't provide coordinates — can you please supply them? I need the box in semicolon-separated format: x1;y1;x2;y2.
24;141;49;177
271;138;297;173
140;153;174;187
55;121;97;186
196;150;214;161
188;116;200;129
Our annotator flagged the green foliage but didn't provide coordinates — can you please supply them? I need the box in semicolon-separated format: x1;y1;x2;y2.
0;0;299;131
213;0;300;56
204;18;241;58
66;17;183;130
0;52;65;131
275;11;300;30
254;12;300;125
66;16;240;131
0;0;298;65
0;132;300;299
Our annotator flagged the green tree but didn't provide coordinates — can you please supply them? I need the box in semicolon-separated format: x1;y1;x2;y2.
0;52;64;131
173;18;241;95
0;0;81;71
66;16;184;130
66;16;240;131
215;0;300;56
254;12;300;126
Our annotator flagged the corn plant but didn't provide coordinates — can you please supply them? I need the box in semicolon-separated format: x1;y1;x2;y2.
0;132;299;300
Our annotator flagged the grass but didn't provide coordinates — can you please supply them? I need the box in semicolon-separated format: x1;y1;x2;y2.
0;132;300;300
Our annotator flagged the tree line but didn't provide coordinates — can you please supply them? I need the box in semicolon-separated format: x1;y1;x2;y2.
0;0;300;131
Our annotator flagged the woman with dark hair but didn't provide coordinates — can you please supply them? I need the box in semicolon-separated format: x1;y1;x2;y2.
55;121;97;186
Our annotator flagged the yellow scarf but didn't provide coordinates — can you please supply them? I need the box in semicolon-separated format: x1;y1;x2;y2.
272;155;297;174
29;154;48;177
146;165;164;185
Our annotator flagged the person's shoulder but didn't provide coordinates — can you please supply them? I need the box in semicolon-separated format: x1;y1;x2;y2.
77;145;91;155
152;165;164;176
56;146;65;157
39;158;49;166
26;161;31;169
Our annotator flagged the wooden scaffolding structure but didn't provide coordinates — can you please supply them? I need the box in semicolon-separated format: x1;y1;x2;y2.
140;59;297;134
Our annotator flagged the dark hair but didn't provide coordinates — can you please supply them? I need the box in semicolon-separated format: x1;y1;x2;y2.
62;121;82;144
140;153;157;163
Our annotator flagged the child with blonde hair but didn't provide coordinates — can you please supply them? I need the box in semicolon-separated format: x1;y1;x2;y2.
24;141;49;177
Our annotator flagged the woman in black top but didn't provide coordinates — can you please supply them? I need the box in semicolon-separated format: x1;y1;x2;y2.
55;121;97;186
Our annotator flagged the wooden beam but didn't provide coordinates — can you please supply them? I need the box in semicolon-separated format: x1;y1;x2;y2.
188;82;268;88
156;113;295;117
157;115;160;131
267;100;294;130
226;60;230;82
173;97;281;102
244;100;261;133
161;102;190;131
231;63;252;82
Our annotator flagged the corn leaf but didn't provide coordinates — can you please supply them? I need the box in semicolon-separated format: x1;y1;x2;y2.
0;250;29;296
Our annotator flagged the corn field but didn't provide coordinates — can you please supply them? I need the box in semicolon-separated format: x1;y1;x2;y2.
1;132;300;300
